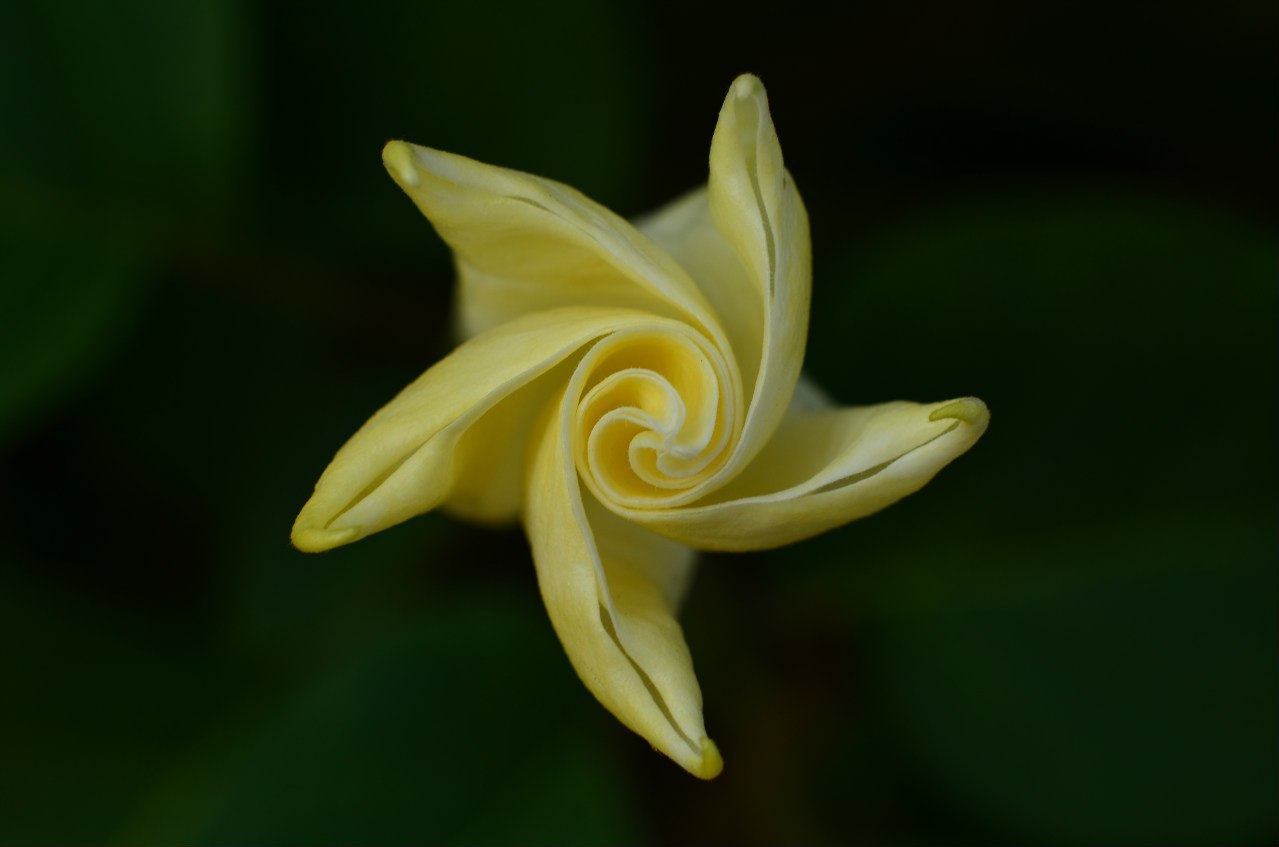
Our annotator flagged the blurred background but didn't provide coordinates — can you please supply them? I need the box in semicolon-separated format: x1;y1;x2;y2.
1;1;1275;844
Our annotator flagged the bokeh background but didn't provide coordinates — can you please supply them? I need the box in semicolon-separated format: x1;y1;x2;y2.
2;1;1275;844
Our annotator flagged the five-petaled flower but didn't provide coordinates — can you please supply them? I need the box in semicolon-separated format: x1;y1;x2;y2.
292;74;988;778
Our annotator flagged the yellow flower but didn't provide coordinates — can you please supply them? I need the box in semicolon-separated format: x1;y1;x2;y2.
291;74;988;779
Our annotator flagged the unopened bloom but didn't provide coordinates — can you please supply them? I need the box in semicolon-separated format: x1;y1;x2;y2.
292;74;987;778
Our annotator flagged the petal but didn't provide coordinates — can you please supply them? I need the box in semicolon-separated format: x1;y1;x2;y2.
704;74;812;473
291;307;660;552
523;385;723;779
635;188;765;425
624;395;990;551
381;140;726;348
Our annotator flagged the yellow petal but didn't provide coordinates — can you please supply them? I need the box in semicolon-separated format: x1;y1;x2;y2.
571;321;738;509
621;396;990;551
291;307;660;551
627;75;815;504
705;74;812;474
381;140;726;348
635;188;764;424
524;386;722;779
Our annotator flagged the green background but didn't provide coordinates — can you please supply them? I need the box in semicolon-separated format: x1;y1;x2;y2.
1;1;1275;844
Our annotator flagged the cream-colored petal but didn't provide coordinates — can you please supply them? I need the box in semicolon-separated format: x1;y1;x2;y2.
625;76;815;505
524;386;722;779
571;322;739;509
381;140;726;348
291;307;660;552
704;74;812;476
636;187;765;427
623;396;990;552
438;359;567;525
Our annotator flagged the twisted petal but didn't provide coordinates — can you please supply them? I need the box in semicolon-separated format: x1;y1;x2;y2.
623;396;990;551
635;189;761;420
640;74;811;482
525;383;722;779
291;307;662;551
381;139;727;351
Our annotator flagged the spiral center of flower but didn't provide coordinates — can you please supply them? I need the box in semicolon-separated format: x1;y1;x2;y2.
573;326;735;508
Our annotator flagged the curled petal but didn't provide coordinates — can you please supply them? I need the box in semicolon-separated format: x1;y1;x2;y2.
632;74;814;500
291;307;661;551
620;396;990;551
705;74;812;474
636;188;764;426
524;385;722;779
381;140;727;350
573;324;736;508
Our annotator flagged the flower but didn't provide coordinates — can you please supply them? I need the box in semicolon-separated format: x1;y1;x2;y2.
291;74;988;779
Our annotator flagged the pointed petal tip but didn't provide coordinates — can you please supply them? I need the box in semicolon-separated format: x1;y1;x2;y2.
382;139;421;188
291;523;360;553
692;736;724;780
730;73;764;99
928;396;989;428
